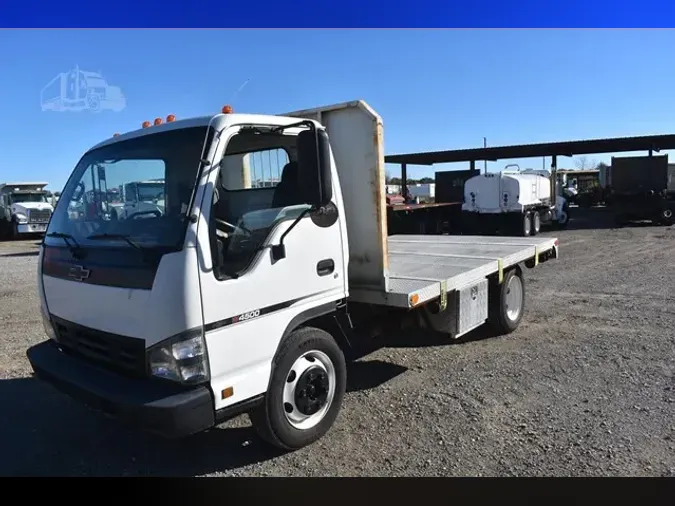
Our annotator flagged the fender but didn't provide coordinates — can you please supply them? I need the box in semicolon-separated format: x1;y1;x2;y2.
267;300;344;368
280;301;340;341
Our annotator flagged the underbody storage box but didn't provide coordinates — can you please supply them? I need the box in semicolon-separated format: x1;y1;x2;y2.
419;278;489;339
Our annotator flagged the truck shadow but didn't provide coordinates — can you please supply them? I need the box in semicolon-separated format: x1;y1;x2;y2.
0;251;39;257
0;376;288;476
388;326;499;349
561;206;671;231
345;359;408;392
0;359;406;476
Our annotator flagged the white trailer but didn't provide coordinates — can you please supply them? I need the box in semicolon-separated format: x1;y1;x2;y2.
27;100;559;450
461;166;570;236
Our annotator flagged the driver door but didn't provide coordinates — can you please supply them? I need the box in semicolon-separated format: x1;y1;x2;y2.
122;182;138;218
196;126;346;411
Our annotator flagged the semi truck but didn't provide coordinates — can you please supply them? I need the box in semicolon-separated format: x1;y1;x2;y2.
41;65;126;113
605;155;674;226
461;166;570;237
0;182;54;239
26;100;559;451
111;179;166;220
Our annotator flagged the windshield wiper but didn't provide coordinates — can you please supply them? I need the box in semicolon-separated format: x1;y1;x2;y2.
87;233;142;251
46;232;85;259
86;233;158;265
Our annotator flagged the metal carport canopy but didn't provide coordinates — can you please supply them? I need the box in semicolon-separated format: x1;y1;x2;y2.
385;133;675;165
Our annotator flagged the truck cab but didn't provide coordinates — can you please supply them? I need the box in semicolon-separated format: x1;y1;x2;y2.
114;179;166;220
0;182;54;238
27;101;559;450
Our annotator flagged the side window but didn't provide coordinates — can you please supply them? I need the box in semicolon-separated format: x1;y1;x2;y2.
124;183;136;202
249;148;289;188
211;135;311;280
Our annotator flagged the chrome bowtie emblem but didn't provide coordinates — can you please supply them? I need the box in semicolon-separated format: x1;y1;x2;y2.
68;265;90;282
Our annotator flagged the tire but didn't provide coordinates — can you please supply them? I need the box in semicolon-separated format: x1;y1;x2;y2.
249;326;346;451
532;211;541;235
11;220;19;240
488;268;525;335
520;213;532;237
555;203;570;230
87;94;101;112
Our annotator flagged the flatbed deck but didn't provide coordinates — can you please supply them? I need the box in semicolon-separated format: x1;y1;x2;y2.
350;235;558;308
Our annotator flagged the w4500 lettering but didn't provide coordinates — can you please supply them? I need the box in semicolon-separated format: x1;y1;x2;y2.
233;309;261;323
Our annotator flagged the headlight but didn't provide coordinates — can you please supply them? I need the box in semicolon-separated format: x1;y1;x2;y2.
147;332;210;385
15;213;28;224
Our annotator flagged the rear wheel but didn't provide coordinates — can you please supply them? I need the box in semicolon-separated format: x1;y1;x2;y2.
532;211;541;235
520;213;532;237
488;268;525;334
249;326;346;451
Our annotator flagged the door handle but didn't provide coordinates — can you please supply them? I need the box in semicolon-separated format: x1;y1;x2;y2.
316;259;335;277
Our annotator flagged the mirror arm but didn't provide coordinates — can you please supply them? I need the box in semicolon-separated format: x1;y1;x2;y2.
271;207;312;261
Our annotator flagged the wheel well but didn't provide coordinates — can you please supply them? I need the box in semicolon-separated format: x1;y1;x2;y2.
273;301;348;365
489;263;522;285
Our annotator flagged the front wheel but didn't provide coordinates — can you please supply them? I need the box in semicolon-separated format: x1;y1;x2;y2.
11;220;19;240
659;208;673;226
555;203;570;229
249;326;346;451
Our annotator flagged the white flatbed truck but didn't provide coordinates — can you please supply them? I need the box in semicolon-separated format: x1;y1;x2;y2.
27;100;559;450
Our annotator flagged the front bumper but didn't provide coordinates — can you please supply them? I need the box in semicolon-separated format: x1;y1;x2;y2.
26;340;216;438
17;223;48;234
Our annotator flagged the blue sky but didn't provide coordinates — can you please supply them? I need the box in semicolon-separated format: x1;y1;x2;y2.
2;29;675;191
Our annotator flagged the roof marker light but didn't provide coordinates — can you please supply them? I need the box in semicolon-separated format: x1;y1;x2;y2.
154;118;163;126
222;105;233;114
166;114;176;122
142;121;151;128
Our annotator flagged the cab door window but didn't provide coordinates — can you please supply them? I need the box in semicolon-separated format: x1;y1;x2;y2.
210;131;310;280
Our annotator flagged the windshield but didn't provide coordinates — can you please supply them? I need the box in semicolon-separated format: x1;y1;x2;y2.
45;125;212;251
137;183;165;202
11;193;48;203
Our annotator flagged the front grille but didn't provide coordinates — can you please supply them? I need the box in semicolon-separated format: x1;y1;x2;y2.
29;209;51;223
51;315;146;377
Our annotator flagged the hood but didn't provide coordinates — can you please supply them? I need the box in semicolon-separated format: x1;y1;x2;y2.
12;202;53;214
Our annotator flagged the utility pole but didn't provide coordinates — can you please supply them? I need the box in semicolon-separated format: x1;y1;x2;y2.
483;137;487;174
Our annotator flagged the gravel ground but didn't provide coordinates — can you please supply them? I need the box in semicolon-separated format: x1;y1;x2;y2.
1;208;674;477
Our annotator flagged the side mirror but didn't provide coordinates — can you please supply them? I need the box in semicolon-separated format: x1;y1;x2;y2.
72;182;85;202
297;128;332;208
